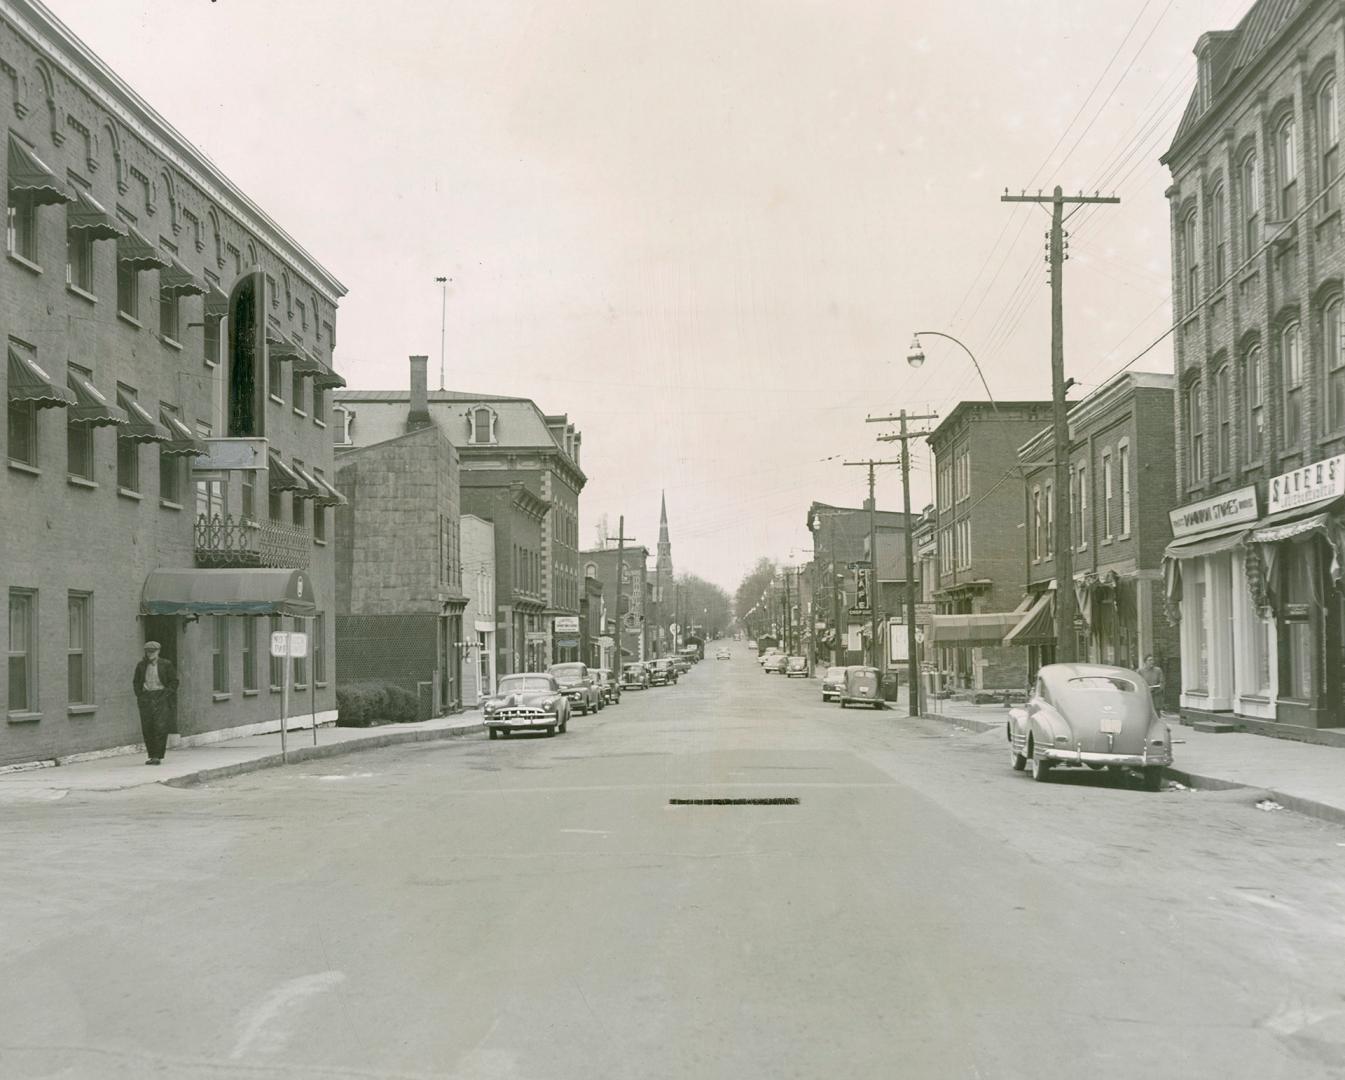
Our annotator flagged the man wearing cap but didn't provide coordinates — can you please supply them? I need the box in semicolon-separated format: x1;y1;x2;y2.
133;641;179;765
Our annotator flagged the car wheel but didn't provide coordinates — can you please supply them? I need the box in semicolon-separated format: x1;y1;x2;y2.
1010;743;1027;771
1030;754;1052;783
839;700;847;709
488;728;499;740
559;718;568;734
1142;767;1164;792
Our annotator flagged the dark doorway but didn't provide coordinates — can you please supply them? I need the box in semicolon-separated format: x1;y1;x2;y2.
227;273;260;437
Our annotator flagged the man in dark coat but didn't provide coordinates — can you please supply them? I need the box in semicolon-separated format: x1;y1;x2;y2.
133;641;179;765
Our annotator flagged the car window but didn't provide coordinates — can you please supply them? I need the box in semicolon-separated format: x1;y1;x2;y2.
498;676;553;694
1068;676;1138;692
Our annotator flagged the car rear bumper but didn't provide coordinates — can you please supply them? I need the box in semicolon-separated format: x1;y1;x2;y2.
1040;747;1173;767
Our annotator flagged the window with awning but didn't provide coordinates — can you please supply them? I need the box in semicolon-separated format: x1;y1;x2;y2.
159;408;207;457
116;224;171;271
159;254;206;296
67;371;127;427
115;387;167;443
66;187;126;241
7;346;73;408
309;469;347;507
312;362;346;390
140;568;317;617
8;134;71;206
267;449;305;491
290;462;325;501
1003;591;1055;647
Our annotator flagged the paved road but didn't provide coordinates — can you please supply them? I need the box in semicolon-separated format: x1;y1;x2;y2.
3;652;1344;1079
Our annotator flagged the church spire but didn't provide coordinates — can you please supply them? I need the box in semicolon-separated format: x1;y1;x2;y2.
657;490;673;579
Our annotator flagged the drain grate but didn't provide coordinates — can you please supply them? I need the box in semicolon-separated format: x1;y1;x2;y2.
668;797;799;806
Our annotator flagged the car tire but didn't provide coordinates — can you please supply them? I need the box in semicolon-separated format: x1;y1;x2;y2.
1010;743;1027;771
839;700;847;709
1142;767;1164;792
1030;754;1052;783
488;728;499;741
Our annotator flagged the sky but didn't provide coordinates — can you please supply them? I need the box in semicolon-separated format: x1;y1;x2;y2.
53;0;1244;591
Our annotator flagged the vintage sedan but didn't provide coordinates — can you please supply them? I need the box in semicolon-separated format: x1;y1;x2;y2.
547;662;603;715
620;663;650;690
838;666;882;708
648;658;678;686
483;673;570;739
592;668;621;706
819;666;846;701
1007;663;1173;790
715;648;731;660
762;653;788;674
785;656;808;678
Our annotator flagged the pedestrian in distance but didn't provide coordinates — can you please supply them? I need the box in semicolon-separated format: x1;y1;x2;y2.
133;641;179;765
1138;654;1164;717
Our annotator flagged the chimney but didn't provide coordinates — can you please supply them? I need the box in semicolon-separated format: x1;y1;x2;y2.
407;355;431;431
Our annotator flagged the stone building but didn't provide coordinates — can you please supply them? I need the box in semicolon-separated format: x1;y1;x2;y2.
1161;0;1345;737
461;514;496;706
1;0;345;767
334;358;467;714
1015;373;1179;694
332;387;584;665
580;545;650;667
926;401;1053;692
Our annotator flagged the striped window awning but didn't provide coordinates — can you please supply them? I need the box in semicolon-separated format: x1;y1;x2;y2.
267;449;306;492
8;134;71;206
310;471;347;507
159;409;207;457
117;225;171;271
67;187;126;241
159;254;207;296
290;462;325;501
115;387;167;443
313;362;346;390
67;371;127;427
7;347;74;408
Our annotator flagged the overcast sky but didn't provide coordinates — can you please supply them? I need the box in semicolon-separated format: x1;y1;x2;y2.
56;0;1241;591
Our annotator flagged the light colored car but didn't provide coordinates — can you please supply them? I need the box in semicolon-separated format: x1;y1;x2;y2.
820;666;846;701
762;653;788;674
785;656;808;678
483;673;570;738
715;648;731;660
547;662;603;715
1007;663;1173;790
757;648;782;666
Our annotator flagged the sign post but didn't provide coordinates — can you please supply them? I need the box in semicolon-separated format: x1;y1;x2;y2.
270;631;308;762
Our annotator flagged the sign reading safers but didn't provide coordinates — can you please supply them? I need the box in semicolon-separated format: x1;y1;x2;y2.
1268;455;1345;514
1168;484;1259;539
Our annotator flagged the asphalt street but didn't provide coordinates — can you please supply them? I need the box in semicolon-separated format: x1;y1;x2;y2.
3;651;1345;1079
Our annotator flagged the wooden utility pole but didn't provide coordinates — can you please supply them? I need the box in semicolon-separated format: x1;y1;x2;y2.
613;517;636;671
870;409;937;717
1000;186;1118;662
844;460;902;669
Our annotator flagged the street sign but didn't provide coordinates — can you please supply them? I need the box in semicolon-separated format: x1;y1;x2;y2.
270;631;307;658
913;602;936;628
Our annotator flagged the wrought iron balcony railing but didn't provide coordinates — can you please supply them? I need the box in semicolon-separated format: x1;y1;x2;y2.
194;514;311;570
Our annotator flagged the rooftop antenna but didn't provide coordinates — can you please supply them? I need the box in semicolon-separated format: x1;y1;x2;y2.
434;276;450;390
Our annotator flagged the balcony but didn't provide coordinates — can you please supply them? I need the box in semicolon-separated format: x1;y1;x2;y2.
194;514;310;570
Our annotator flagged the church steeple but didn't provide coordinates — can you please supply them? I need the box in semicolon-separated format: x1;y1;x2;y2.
657;491;673;580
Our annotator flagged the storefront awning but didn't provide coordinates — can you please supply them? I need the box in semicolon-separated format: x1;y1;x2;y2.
929;611;1023;647
159;255;207;296
116;388;167;443
7;346;74;408
267;450;306;491
117;225;171;271
1247;497;1345;544
67;187;126;240
8;134;71;205
1163;528;1248;561
68;371;127;427
141;568;317;617
1003;591;1055;646
159;409;207;457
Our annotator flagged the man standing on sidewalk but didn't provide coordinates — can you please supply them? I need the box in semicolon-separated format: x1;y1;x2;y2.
133;641;178;765
1139;655;1165;716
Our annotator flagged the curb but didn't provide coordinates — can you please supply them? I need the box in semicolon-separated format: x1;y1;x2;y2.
920;710;1002;734
162;722;485;788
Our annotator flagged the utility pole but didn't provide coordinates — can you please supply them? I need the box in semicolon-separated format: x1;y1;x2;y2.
844;460;901;669
870;409;937;717
613;517;636;673
1001;186;1118;661
783;571;791;654
831;517;844;666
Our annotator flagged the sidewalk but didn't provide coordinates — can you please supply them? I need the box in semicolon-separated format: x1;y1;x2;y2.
920;696;1345;825
0;714;484;801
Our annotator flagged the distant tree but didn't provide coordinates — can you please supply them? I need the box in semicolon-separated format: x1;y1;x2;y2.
675;573;732;638
734;557;779;639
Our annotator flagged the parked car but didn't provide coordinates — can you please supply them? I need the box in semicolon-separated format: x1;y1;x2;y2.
715;648;732;660
621;663;650;690
547;662;603;715
785;656;808;678
757;648;782;667
838;666;882;708
671;655;691;676
592;668;621;705
820;666;846;701
762;653;788;674
1007;663;1173;790
483;673;570;738
649;658;678;686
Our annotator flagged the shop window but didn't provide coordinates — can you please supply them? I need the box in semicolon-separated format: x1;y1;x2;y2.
1281;322;1303;446
1240;150;1260;256
67;591;93;705
1244;345;1265;458
1321;77;1339;216
1186;564;1209;692
9;589;37;713
1282;552;1313;700
1325;298;1345;431
8;399;37;465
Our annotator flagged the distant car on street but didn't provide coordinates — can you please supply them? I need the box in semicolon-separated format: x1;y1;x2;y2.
838;666;882;708
592;668;621;705
621;663;650;690
757;648;782;667
547;662;603;715
762;653;787;674
483;673;570;738
820;666;846;701
715;648;731;660
1008;663;1173;790
785;656;808;678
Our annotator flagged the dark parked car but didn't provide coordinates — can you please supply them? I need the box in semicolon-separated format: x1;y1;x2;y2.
621;663;650;690
592;668;621;705
648;658;678;686
838;666;881;709
547;662;603;715
820;666;846;701
482;673;570;738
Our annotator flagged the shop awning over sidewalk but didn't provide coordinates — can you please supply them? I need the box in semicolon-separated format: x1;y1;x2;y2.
929;611;1023;647
141;568;317;617
1003;591;1055;646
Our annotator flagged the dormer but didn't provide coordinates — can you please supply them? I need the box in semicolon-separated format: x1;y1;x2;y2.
466;404;498;445
1195;30;1237;115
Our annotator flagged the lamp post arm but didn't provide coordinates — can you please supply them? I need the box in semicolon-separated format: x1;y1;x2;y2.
914;329;999;417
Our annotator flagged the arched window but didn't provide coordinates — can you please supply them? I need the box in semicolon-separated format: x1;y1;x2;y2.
1185;377;1204;486
1241;150;1260;256
1213;363;1231;474
584;562;597;580
1325;297;1345;430
1209;184;1227;285
1182;208;1200;312
467;405;497;444
1281;321;1303;445
1320;77;1339;215
1244;345;1264;459
1276;114;1298;218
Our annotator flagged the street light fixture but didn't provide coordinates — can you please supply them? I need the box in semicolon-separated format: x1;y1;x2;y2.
906;337;926;370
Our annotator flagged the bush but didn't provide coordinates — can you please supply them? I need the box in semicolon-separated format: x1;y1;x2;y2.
335;681;423;726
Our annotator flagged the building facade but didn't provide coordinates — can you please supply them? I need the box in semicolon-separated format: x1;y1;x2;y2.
926;401;1052;692
1162;0;1345;735
334;358;467;715
580;545;650;667
461;514;496;706
1016;373;1180;695
2;1;345;766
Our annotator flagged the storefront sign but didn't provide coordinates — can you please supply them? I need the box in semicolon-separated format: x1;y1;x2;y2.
1169;485;1259;539
1269;455;1345;514
553;616;580;633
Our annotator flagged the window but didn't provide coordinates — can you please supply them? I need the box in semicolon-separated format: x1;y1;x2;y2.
203;315;221;367
67;592;92;705
956;518;971;569
1186;378;1204;486
8;589;36;714
1102;452;1114;540
1245;344;1265;459
241;470;255;520
268;486;282;522
117;260;138;319
1182;209;1199;312
117;432;139;492
312;386;325;423
67;414;94;481
1241;151;1260;257
1283;553;1313;699
1276;115;1298;219
291;461;307;527
1326;299;1345;431
159;446;180;503
195;477;224;521
955;450;970;502
1075;465;1086;549
1209;184;1227;286
268;352;283;402
8;399;37;465
1032;488;1043;560
470;406;496;444
159;289;180;342
269;615;283;688
292;369;305;414
1322;77;1340;215
1119;442;1131;536
314;613;326;684
1282;321;1303;446
243;617;259;692
313;470;327;541
212;616;229;694
1045;482;1054;556
1214;364;1231;474
939;525;954;574
7;192;36;262
67;229;93;293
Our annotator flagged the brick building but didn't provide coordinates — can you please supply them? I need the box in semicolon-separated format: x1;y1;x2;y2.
578;573;607;671
334;358;467;714
332;387;584;664
926;401;1052;692
1162;0;1345;735
461;514;496;706
2;1;345;767
1015;373;1179;695
580;545;650;667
